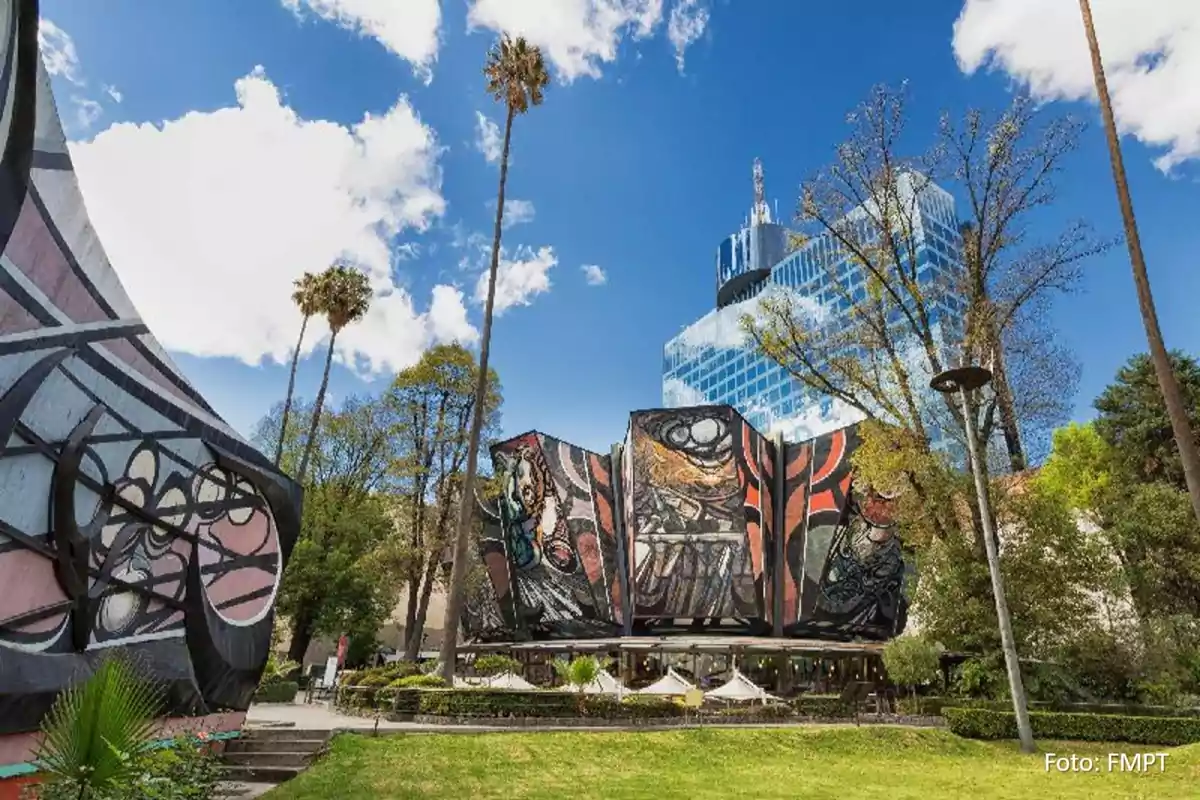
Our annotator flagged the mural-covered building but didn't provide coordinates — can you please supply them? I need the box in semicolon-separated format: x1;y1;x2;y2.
0;0;300;778
465;408;911;644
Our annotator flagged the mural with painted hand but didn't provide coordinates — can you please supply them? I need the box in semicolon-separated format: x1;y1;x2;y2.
0;0;299;736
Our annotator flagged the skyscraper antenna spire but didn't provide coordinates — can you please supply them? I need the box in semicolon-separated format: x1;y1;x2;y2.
752;158;772;225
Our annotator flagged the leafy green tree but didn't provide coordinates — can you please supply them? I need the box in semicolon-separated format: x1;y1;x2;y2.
882;635;944;701
441;35;549;682
297;264;373;485
276;271;326;467
1094;351;1200;490
256;395;404;664
384;344;502;660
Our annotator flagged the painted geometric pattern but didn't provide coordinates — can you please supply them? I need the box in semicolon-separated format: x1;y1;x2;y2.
0;0;300;735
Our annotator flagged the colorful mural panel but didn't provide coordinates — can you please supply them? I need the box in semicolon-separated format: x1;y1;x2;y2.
0;0;300;736
467;432;622;639
626;408;757;620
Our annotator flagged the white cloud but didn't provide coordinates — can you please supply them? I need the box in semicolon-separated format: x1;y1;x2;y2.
496;197;535;228
72;96;102;128
39;19;83;85
280;0;442;82
474;245;557;313
474;111;504;163
663;376;706;406
667;285;827;355
581;264;607;285
667;0;709;73
467;0;708;82
953;0;1200;172
71;66;474;377
104;84;123;103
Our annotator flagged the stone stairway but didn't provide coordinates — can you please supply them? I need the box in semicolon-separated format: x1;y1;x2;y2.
221;726;330;790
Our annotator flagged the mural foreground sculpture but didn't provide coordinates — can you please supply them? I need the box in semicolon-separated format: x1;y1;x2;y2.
0;0;300;739
467;405;911;643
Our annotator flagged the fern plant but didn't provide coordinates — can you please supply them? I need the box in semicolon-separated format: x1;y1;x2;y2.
33;656;162;799
552;656;613;692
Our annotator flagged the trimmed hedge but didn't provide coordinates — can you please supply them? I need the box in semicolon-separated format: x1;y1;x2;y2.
254;681;298;703
795;694;854;718
944;707;1200;746
390;674;447;689
349;687;687;720
920;697;1200;719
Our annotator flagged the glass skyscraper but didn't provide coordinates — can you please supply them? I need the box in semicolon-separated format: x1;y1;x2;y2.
662;166;967;442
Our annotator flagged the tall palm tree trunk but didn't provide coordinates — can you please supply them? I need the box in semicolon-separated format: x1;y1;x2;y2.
297;331;338;485
439;105;515;681
1079;0;1200;525
275;314;310;467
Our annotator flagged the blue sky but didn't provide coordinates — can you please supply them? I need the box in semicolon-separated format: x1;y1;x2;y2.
40;0;1200;457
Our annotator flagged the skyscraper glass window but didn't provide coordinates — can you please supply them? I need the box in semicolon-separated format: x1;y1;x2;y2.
662;163;967;443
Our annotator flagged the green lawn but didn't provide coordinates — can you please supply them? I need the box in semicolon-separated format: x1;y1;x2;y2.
265;726;1200;800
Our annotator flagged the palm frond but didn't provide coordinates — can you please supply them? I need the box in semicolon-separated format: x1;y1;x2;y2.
35;656;163;794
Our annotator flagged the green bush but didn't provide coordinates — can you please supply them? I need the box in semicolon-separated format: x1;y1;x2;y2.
921;696;1200;719
944;707;1200;746
376;688;685;720
794;694;853;718
473;655;522;677
355;674;392;688
253;681;298;704
390;674;446;689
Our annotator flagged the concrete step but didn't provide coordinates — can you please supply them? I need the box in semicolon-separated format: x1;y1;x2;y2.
221;764;305;784
239;727;328;743
224;751;312;769
225;737;327;755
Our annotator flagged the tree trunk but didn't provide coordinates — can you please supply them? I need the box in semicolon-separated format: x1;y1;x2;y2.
405;553;441;661
1079;0;1200;525
988;326;1026;473
287;606;316;664
297;329;338;485
275;314;310;467
401;568;420;653
440;104;516;682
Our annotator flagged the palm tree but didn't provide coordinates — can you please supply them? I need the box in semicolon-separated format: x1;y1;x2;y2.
34;657;161;797
439;36;549;682
275;271;326;468
295;265;373;485
1078;0;1200;524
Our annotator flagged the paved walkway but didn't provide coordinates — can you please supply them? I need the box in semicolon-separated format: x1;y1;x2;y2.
244;699;934;735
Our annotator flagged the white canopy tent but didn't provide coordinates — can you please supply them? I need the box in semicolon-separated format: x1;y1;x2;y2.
480;671;539;691
636;668;696;696
578;670;626;695
703;669;777;704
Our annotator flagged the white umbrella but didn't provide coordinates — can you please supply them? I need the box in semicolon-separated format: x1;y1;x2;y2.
482;671;539;691
636;668;696;696
703;669;777;703
579;670;626;695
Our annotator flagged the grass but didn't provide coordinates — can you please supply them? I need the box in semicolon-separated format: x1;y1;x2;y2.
265;726;1200;800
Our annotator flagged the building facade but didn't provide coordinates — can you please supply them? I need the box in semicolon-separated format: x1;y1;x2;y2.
663;165;967;443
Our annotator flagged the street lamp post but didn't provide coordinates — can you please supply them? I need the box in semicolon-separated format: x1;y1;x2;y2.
931;365;1036;754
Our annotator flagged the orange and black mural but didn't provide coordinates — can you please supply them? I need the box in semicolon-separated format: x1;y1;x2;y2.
467;405;910;643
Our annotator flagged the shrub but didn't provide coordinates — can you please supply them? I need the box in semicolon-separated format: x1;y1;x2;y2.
794;694;853;718
883;635;944;699
944;707;1200;746
253;681;298;704
355;673;392;688
473;655;521;677
391;674;446;689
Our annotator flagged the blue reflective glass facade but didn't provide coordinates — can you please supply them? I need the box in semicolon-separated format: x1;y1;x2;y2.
663;175;966;441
